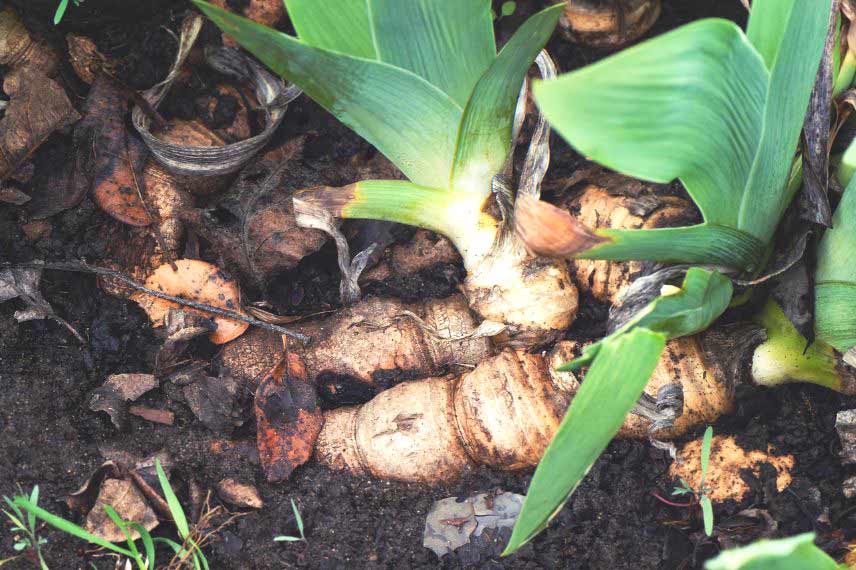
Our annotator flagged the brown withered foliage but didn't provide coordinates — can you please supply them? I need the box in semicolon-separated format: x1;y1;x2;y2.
255;353;322;482
72;75;152;226
0;68;80;182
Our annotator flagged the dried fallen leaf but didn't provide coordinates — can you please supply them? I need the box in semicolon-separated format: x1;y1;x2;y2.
0;265;82;341
85;479;158;543
669;435;794;503
132;259;249;344
72;75;152;226
255;353;322;482
89;373;159;430
0;183;29;205
424;491;524;560
182;372;247;433
0;68;80;182
216;478;263;510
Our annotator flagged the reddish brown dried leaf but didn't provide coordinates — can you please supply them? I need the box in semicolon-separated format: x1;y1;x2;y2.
73;75;152;226
255;353;322;482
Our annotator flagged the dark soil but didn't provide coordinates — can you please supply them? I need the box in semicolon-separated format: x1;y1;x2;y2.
3;1;855;569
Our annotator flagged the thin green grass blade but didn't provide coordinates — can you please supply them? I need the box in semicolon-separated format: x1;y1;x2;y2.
700;426;713;485
705;533;838;570
274;536;303;542
504;328;667;554
102;505;140;561
26;487;38;531
127;522;156;569
291;499;304;537
153;537;183;555
193;1;462;189
155;459;189;539
701;496;714;536
534;19;768;227
451;3;562;194
563;268;732;371
283;0;375;58
370;0;495;106
738;0;833;242
14;498;134;556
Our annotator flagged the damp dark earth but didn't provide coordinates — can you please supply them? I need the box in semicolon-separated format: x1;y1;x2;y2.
2;1;856;569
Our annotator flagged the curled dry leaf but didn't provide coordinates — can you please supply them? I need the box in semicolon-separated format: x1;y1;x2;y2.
560;0;662;48
71;75;151;226
143;160;193;252
255;353;322;482
85;479;158;543
0;184;29;205
0;7;60;77
182;371;247;433
669;435;794;503
216;478;263;510
132;259;249;344
89;373;158;430
0;68;80;182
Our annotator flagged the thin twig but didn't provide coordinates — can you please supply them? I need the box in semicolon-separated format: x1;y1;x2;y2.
0;261;310;343
650;491;695;509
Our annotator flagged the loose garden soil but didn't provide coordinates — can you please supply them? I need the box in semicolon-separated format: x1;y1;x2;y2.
3;1;856;568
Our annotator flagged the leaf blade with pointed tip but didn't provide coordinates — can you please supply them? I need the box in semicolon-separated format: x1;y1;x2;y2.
451;3;563;194
534;19;768;228
504;328;667;554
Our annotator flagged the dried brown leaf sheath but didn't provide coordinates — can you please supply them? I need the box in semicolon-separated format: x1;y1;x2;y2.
0;69;80;181
514;194;608;259
67;34;113;85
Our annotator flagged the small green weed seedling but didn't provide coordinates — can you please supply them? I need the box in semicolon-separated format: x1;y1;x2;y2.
1;486;48;569
53;0;83;25
671;426;714;536
15;460;210;570
274;499;306;544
